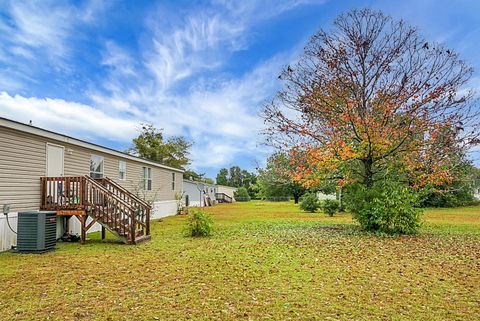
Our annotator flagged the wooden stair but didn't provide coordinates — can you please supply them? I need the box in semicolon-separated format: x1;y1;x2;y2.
40;175;151;244
215;192;233;203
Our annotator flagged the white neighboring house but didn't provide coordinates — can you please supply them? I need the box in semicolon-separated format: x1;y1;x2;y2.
0;117;183;251
182;179;217;207
317;192;337;201
474;187;480;200
217;185;237;203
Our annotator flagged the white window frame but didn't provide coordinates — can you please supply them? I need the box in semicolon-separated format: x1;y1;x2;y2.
119;160;126;181
90;154;104;178
143;167;152;191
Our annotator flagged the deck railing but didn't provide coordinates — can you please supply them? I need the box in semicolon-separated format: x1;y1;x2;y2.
41;176;85;210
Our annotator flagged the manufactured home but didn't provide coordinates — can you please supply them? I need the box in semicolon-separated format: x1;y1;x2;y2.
182;179;217;207
0;117;183;251
216;185;237;203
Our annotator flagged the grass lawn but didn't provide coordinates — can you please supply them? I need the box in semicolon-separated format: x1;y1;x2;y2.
0;202;479;320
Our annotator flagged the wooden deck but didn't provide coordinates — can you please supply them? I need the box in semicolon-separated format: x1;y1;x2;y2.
40;175;151;244
56;210;86;216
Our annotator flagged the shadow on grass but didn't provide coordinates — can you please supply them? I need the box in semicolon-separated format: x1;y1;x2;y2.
56;230;129;248
224;221;362;238
231;221;429;240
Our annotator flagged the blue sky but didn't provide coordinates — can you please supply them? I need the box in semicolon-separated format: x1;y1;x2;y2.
0;0;479;178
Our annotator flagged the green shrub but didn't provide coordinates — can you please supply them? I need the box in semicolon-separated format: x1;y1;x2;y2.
234;187;251;202
321;199;339;216
186;209;214;237
344;181;422;235
299;193;319;213
418;186;475;208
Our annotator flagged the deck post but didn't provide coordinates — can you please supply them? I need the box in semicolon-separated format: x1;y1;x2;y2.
131;209;137;244
40;177;45;208
101;226;106;240
80;215;86;245
146;208;150;236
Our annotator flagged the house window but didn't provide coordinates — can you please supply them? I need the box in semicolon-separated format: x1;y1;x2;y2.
143;167;152;191
119;161;126;180
90;154;104;178
172;172;175;190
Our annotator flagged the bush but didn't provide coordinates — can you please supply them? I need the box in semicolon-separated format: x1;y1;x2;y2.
321;199;339;216
234;187;251;202
344;181;422;235
299;193;320;212
186;209;213;237
418;186;475;208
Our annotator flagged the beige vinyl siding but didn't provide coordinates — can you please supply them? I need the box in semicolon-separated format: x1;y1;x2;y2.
64;146;90;177
0;127;46;212
0;126;182;212
122;161;181;202
63;146;181;201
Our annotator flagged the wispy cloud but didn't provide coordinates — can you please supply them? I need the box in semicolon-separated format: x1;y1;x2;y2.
0;0;107;90
144;8;246;92
81;1;307;169
1;1;82;61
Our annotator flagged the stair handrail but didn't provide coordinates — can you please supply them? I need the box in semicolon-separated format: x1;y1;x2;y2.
96;176;151;236
99;177;151;209
84;175;138;243
83;175;136;212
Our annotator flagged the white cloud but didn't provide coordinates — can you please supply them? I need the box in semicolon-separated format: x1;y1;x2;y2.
3;0;109;58
0;92;138;142
142;0;324;92
151;55;286;169
190;142;243;169
5;1;75;58
101;41;136;76
0;1;108;91
79;0;110;24
144;11;246;91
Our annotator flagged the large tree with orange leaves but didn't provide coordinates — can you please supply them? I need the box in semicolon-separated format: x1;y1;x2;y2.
262;9;479;191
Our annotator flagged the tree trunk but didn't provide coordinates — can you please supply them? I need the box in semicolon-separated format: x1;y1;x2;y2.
294;194;300;204
363;157;374;187
337;188;344;211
